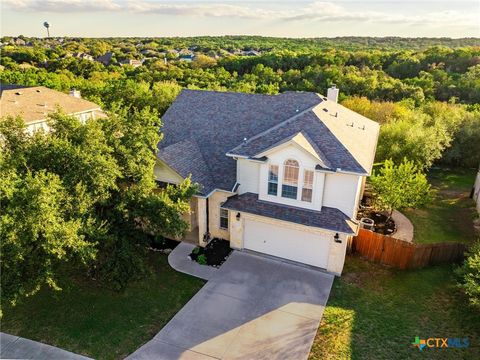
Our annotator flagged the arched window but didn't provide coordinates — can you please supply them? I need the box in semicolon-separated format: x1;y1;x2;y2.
282;159;299;199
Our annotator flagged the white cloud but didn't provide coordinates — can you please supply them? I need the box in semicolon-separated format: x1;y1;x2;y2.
3;0;478;28
3;0;121;12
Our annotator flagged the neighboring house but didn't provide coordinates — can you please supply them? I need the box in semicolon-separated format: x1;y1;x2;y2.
473;166;480;214
242;50;261;56
72;52;94;61
119;59;144;68
0;85;103;133
155;87;380;275
11;38;26;46
179;54;195;62
96;51;114;66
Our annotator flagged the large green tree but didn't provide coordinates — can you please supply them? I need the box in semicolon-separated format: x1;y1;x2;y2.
369;159;432;221
0;109;195;306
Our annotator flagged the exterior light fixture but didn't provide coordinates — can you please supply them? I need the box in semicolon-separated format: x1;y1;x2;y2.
236;212;241;221
334;233;341;243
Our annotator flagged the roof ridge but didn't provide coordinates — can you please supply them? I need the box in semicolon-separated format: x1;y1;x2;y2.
297;130;333;169
190;137;217;190
227;97;322;155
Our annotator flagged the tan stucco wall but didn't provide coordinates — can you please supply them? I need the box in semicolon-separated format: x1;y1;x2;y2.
208;190;231;241
197;197;207;246
229;210;244;249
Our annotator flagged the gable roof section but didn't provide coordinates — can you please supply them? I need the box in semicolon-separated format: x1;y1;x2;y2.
228;110;367;173
157;89;322;195
158;139;215;194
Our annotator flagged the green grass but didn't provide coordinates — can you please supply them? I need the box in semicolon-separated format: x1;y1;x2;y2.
404;168;477;244
309;256;480;360
1;253;204;360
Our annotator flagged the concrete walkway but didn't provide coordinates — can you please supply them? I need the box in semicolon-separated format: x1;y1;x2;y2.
391;210;414;242
168;242;218;280
0;332;92;360
127;251;334;360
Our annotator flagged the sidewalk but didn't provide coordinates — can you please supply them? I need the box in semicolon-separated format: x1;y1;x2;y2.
391;209;414;242
0;332;92;360
168;242;218;280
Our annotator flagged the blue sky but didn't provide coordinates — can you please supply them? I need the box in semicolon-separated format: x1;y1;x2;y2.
1;0;479;38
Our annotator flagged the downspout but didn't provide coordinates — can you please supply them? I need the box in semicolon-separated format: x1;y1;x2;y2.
205;197;210;234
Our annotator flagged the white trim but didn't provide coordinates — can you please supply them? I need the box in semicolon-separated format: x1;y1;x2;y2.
196;188;236;199
226;153;248;158
336;168;369;176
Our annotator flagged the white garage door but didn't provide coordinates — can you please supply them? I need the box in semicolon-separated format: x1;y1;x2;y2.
244;219;330;269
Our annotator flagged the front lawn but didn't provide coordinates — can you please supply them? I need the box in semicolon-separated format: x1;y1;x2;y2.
309;256;480;360
1;253;204;360
404;168;477;244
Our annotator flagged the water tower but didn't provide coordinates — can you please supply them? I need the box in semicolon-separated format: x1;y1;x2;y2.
43;21;51;38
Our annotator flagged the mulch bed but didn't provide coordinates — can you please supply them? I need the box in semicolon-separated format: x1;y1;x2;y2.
358;209;396;235
189;238;232;267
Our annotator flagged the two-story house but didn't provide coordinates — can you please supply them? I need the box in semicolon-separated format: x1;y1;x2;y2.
155;88;380;275
0;85;103;133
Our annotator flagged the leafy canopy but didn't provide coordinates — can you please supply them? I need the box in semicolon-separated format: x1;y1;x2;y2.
369;158;432;218
456;239;480;310
0;108;196;307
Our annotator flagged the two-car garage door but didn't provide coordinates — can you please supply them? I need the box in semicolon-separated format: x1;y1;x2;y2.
244;218;331;269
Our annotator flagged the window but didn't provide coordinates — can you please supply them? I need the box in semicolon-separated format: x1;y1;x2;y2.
302;170;314;202
220;207;229;229
268;165;279;195
282;159;299;199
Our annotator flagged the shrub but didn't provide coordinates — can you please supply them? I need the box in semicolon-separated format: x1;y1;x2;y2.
197;254;208;265
456;240;480;309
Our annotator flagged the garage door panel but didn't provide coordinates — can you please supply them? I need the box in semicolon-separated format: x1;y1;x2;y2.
244;219;330;269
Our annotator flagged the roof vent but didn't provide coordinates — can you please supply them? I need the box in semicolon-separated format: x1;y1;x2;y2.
347;122;354;127
323;108;328;112
295;109;299;112
243;137;247;143
15;91;22;95
359;125;365;130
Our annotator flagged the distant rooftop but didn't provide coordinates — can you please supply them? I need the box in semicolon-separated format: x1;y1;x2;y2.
0;85;102;124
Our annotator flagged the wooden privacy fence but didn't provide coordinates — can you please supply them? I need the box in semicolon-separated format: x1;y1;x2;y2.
351;228;467;270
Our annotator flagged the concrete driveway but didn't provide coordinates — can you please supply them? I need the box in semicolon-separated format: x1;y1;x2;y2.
127;251;334;360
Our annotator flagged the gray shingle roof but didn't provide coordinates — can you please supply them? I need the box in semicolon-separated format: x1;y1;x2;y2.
228;111;365;173
157;89;379;195
158;89;322;195
222;193;357;234
158;139;215;194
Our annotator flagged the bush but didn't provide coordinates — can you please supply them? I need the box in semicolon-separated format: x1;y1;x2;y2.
197;254;207;265
456;240;480;309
